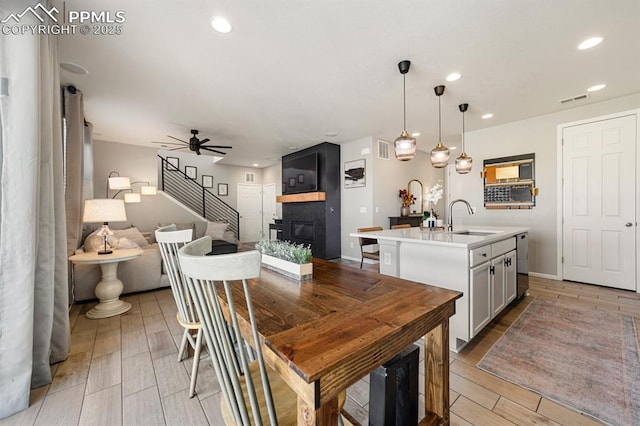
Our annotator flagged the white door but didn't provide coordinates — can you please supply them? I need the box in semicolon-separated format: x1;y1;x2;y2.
562;115;636;290
262;183;277;239
237;183;263;242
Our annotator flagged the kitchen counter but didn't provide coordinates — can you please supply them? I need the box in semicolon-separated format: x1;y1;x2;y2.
350;225;529;351
350;225;528;249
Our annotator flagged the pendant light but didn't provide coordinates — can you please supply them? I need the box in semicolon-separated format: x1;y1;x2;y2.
455;103;473;174
430;85;450;168
394;60;416;161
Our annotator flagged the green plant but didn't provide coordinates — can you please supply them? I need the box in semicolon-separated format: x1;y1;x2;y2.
255;239;312;264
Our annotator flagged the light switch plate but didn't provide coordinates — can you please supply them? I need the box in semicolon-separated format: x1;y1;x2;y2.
360;206;367;213
361;148;370;155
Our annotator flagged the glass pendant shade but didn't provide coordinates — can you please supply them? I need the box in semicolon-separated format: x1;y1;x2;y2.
455;152;473;173
430;85;449;168
394;60;416;161
395;131;417;161
430;142;450;168
455;102;472;174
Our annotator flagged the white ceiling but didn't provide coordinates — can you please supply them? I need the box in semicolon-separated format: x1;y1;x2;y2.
54;0;640;167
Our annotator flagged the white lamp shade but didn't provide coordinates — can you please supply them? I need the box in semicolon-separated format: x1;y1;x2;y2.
140;185;157;195
108;176;131;190
124;192;141;203
82;199;127;223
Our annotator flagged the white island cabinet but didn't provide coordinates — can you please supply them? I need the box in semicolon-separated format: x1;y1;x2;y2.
350;226;527;352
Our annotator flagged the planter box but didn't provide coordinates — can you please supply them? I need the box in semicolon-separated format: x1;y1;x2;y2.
261;254;313;281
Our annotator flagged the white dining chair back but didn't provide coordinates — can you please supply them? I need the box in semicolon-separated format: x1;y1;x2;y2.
155;224;203;398
178;237;281;425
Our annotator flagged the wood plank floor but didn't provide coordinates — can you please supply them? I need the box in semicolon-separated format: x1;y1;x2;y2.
3;260;639;425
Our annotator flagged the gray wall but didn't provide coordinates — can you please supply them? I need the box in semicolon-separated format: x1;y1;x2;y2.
340;137;445;261
447;93;640;278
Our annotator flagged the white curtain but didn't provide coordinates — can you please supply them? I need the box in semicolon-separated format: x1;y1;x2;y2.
0;0;70;418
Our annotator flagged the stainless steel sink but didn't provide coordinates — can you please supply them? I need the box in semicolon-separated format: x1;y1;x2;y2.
454;231;497;236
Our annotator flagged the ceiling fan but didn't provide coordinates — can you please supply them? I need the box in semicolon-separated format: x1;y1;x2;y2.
152;129;232;156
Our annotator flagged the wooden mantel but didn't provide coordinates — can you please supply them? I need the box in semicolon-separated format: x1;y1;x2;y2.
276;191;326;203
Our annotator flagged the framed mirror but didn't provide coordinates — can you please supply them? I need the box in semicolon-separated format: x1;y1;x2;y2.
408;179;423;215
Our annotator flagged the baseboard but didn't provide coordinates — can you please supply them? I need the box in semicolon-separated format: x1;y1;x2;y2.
529;272;561;281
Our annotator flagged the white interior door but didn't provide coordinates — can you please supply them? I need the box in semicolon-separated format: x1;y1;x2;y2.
237;183;262;242
562;114;636;290
262;183;277;239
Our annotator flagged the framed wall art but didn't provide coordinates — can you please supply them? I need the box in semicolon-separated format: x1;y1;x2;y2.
185;166;197;180
218;183;228;196
344;159;366;188
166;156;179;169
202;175;213;188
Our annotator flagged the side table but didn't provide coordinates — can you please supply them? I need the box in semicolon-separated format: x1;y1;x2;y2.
69;249;143;319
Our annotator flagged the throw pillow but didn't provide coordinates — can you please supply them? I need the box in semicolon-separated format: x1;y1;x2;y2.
112;227;149;248
84;230;112;252
206;221;229;239
114;237;140;250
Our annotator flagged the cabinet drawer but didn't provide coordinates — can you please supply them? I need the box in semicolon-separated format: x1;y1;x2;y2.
470;245;491;267
492;237;516;257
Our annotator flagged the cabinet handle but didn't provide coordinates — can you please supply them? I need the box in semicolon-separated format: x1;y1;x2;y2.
490;265;495;275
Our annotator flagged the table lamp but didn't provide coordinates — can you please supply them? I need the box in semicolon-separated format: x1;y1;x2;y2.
82;199;127;255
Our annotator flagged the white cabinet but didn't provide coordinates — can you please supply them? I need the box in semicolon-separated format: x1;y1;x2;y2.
469;241;517;339
470;262;491;337
505;250;517;304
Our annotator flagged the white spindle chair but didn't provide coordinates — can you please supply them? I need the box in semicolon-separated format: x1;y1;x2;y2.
155;225;203;398
179;237;347;425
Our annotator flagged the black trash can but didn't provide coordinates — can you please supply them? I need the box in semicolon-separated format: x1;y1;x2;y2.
369;344;419;426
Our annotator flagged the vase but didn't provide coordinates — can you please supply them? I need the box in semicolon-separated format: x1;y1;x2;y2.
400;206;409;217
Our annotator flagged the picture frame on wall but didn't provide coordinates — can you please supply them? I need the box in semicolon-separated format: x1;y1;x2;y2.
218;183;228;196
202;175;213;188
185;166;197;180
167;156;179;169
344;159;366;188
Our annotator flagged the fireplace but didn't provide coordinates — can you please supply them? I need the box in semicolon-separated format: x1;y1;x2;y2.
291;221;315;242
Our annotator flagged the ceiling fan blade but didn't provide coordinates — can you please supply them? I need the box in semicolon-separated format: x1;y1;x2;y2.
201;144;233;149
169;146;187;151
151;141;184;146
199;138;210;144
167;135;188;144
200;146;227;155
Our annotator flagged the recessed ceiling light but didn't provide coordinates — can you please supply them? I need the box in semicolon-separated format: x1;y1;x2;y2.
587;83;606;92
211;16;232;33
449;146;457;150
578;37;603;50
325;132;338;137
60;62;89;75
481;113;494;119
252;163;259;167
411;132;420;137
288;146;298;150
446;73;462;82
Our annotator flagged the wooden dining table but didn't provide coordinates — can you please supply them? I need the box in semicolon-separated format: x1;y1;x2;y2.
219;257;462;426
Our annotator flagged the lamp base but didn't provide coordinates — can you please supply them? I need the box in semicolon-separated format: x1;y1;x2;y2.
98;249;113;255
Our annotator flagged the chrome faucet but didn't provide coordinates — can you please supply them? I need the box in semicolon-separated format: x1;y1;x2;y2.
447;199;474;232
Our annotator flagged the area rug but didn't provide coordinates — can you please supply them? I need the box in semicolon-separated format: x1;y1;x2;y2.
477;297;640;425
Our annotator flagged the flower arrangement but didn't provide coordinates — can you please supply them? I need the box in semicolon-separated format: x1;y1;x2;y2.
424;181;444;218
398;189;416;207
255;239;312;264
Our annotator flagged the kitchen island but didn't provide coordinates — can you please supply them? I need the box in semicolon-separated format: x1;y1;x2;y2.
350;225;528;351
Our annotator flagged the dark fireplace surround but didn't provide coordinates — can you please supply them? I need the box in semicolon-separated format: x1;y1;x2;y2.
281;142;341;260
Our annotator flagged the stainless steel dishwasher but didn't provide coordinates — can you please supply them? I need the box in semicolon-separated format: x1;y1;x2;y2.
516;232;529;298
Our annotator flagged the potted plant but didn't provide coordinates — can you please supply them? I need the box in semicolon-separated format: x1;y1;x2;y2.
255;239;313;281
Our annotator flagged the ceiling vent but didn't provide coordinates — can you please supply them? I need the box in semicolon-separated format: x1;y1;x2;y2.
559;93;589;104
378;139;390;160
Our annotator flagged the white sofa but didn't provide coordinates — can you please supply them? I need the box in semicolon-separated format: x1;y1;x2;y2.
72;221;235;302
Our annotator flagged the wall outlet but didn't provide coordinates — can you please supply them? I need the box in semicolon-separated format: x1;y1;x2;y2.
375;207;379;213
384;252;391;265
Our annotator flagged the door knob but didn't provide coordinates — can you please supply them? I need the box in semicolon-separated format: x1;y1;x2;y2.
625;222;633;227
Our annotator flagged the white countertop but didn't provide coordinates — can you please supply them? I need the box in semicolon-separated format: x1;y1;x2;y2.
350;225;528;249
